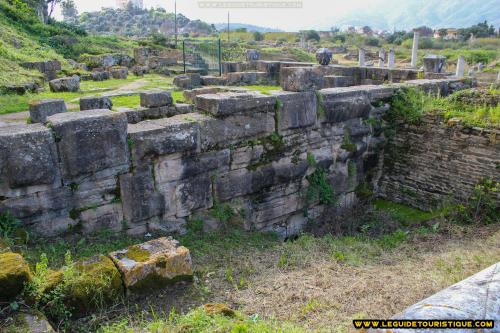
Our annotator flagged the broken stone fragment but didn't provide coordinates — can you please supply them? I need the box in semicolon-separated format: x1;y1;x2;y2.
49;75;80;92
28;99;67;123
0;252;31;301
109;237;193;292
79;96;113;111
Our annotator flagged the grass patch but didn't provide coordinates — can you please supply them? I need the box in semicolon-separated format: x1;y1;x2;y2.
110;95;140;109
244;85;282;95
373;199;439;226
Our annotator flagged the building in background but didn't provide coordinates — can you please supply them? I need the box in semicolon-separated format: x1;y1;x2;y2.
116;0;143;9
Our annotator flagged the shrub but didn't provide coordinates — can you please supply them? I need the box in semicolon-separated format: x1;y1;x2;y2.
364;36;380;47
253;31;264;41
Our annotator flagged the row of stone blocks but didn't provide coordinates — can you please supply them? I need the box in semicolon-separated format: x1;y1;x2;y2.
1;79;471;237
0;237;193;322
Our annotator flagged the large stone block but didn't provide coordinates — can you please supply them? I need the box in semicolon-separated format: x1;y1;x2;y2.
47;109;129;181
225;71;268;86
0;252;31;301
280;66;337;92
201;75;227;86
79;96;113;111
173;73;201;89
119;164;164;223
324;75;355;88
318;88;372;123
0;124;60;196
127;114;199;162
175;174;213;217
272;91;317;132
110;66;128;79
109;237;193;292
195;91;275;117
140;91;173;108
49;75;80;92
29;99;67;123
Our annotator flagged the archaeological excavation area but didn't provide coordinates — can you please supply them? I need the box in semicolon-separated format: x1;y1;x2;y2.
0;49;499;332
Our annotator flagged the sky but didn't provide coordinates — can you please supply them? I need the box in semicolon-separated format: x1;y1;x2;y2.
60;0;388;31
59;0;499;32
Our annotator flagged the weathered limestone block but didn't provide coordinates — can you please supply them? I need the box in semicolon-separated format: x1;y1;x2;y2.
3;311;56;333
0;124;60;196
91;70;110;81
140;91;173;108
155;149;230;183
47;110;129;182
49;75;80;92
324;75;355;88
0;252;31;301
374;263;500;333
132;65;149;76
79;96;113;111
175;174;213;217
183;87;222;103
78;203;124;234
272;91;317;132
110;66;128;79
29;99;67;123
173;73;202;89
201;75;227;86
231;145;264;170
423;54;446;73
127;115;199;162
195;91;275;117
215;159;309;201
280;66;337;92
21;60;61;81
198;112;275;150
257;61;281;81
225;72;268;86
64;255;123;316
318;88;372;123
119;164;165;223
148;56;177;69
109;237;193;292
365;67;391;82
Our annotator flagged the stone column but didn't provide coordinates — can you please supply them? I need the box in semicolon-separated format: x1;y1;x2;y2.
497;70;500;83
411;31;419;68
455;55;465;78
378;48;386;68
388;48;396;69
358;48;366;67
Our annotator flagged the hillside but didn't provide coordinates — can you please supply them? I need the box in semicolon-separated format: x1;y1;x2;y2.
0;0;142;89
78;7;215;37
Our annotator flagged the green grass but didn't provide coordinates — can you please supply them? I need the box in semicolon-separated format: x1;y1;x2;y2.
0;74;174;114
244;85;282;95
373;199;439;226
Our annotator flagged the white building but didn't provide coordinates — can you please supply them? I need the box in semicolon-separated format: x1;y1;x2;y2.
116;0;143;9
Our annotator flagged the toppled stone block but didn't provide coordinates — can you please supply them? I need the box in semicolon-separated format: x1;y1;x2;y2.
201;75;227;86
110;66;128;79
21;60;61;81
119;164;165;223
195;91;275;117
3;82;40;95
109;237;193;292
49;75;80;92
64;255;123;316
79;96;113;111
127;114;199;161
183;87;222;103
272;91;317;132
318;88;372;123
47;110;129;182
91;70;110;81
3;311;56;333
140;91;173;108
132;65;149;76
0;124;60;195
0;252;31;301
173;73;202;89
28;99;67;123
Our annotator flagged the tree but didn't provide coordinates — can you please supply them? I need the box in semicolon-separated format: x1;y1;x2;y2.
61;0;78;23
362;26;373;35
414;25;433;37
235;27;247;33
253;31;264;41
304;30;320;42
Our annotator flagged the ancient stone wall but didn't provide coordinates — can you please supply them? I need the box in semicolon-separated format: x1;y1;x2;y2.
0;76;475;238
378;114;499;211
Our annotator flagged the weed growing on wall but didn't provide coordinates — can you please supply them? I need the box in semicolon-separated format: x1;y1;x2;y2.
0;211;20;243
305;154;336;208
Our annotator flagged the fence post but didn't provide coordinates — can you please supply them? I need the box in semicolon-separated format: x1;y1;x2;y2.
182;40;186;74
218;39;222;76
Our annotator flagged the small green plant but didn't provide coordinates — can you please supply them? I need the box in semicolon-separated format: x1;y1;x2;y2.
211;200;235;224
0;211;20;241
341;130;357;153
306;168;335;206
449;178;499;224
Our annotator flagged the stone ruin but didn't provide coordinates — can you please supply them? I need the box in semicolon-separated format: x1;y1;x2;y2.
1;58;494;240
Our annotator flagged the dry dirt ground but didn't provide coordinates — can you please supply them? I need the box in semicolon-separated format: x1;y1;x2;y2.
76;223;500;332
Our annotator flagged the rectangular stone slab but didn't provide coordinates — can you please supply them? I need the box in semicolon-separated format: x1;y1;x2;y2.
195;91;275;117
47;109;129;182
29;99;67;123
109;237;193;292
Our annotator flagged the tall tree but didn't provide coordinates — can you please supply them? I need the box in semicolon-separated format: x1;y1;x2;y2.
61;0;78;23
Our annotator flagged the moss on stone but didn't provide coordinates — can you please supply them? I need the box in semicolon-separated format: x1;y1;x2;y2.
64;255;123;316
0;237;10;253
3;311;55;333
128;272;193;293
124;245;151;262
0;252;31;301
203;303;236;317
